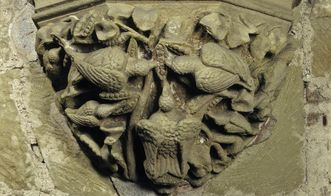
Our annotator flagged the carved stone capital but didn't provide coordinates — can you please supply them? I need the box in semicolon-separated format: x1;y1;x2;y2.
34;1;295;194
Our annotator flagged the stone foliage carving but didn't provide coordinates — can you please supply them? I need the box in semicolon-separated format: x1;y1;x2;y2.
35;3;295;194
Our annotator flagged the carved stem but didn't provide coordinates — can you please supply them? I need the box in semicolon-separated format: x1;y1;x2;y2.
114;21;149;43
125;72;155;181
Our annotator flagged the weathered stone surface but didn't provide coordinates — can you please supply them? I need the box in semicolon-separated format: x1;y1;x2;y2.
203;66;305;195
32;0;298;194
111;177;206;196
112;62;307;196
1;0;330;196
303;75;331;196
0;70;35;190
34;0;68;9
27;63;118;196
291;2;331;195
0;0;37;191
111;177;157;196
10;3;38;62
0;0;117;195
310;0;331;76
221;0;295;20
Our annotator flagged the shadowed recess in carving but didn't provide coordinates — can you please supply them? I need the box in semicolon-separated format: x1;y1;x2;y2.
35;3;295;195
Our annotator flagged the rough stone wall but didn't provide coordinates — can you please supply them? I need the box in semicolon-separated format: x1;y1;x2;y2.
301;0;331;195
0;0;330;196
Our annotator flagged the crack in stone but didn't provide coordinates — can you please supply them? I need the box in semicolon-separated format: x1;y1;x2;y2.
5;1;66;194
300;1;314;187
293;1;315;188
9;68;57;193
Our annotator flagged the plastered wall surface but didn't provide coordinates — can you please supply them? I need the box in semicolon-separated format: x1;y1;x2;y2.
0;0;330;196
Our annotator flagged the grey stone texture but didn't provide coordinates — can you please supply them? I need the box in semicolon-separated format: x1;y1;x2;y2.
0;0;330;196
